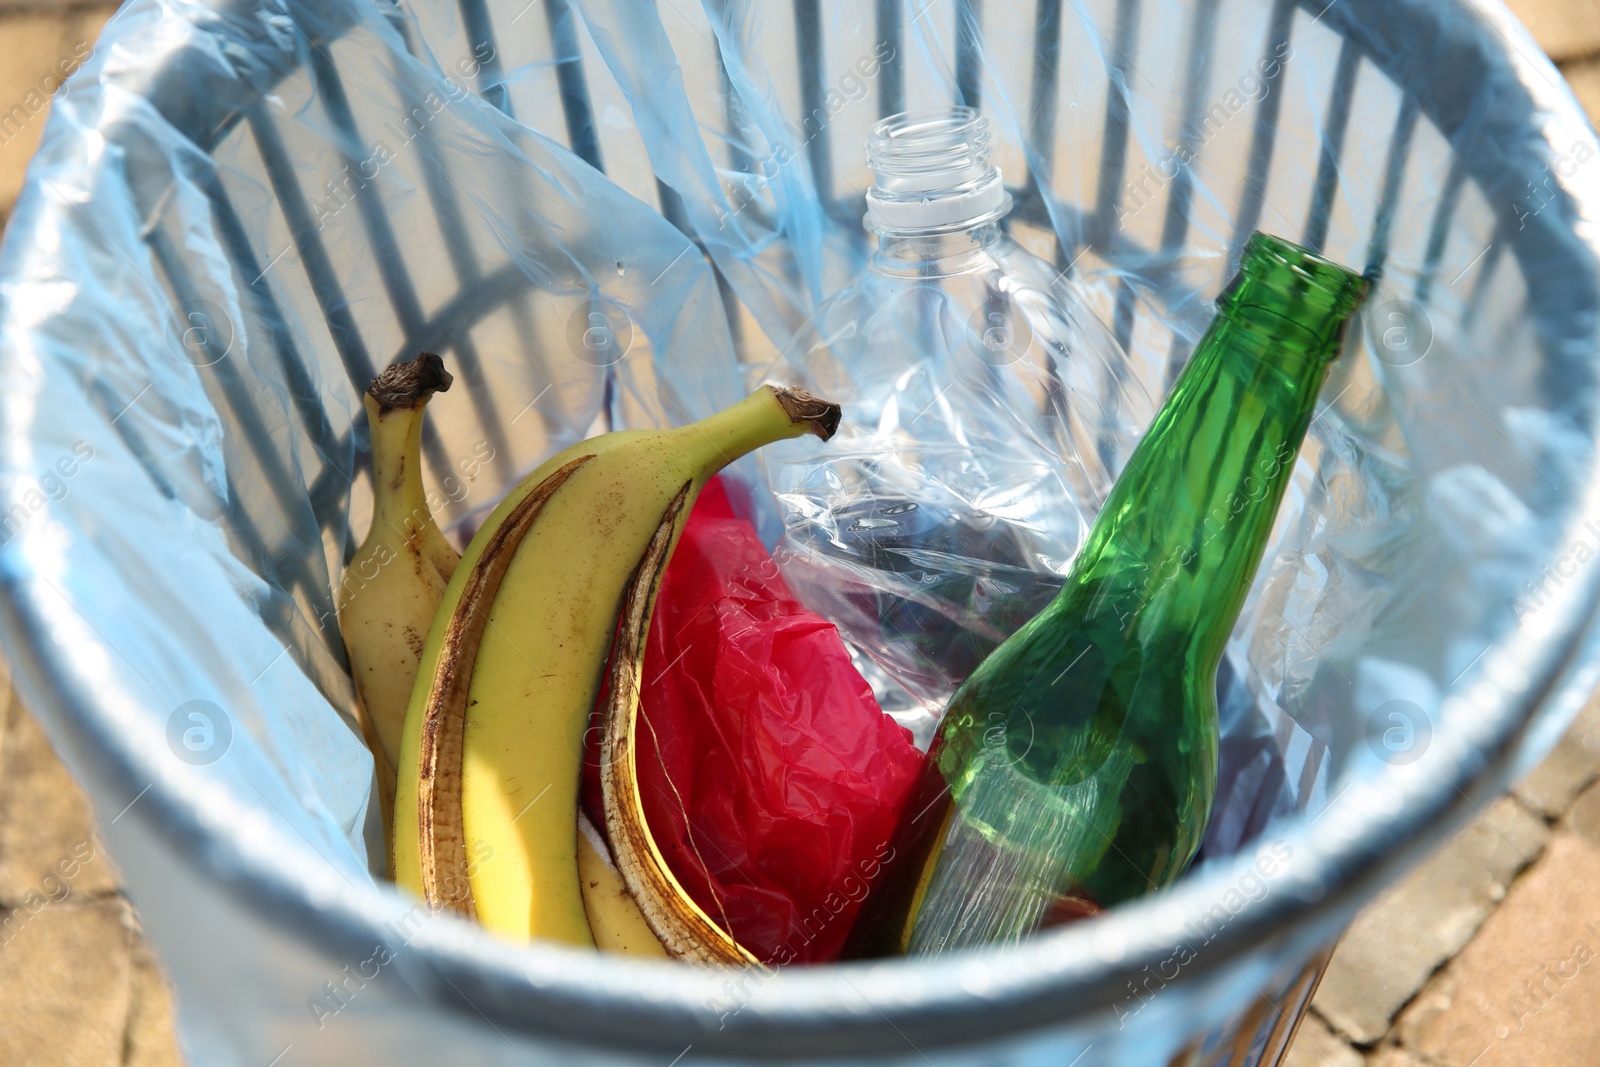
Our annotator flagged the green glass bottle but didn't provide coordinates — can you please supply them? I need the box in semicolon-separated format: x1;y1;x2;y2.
848;233;1369;957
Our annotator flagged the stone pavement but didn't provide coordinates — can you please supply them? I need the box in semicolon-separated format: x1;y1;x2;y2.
2;1;1600;1065
0;9;182;1067
1292;699;1600;1066
0;3;112;217
0;656;181;1066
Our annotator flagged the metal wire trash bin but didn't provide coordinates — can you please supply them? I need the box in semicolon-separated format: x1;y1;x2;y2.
2;0;1599;1063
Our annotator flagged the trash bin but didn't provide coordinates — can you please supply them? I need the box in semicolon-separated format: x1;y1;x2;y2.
2;0;1597;1063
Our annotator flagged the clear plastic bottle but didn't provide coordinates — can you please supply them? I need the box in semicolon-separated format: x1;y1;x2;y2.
762;107;1154;731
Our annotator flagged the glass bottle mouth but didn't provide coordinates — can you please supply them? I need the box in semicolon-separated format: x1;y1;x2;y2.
1234;233;1371;317
1216;233;1372;358
865;107;1012;236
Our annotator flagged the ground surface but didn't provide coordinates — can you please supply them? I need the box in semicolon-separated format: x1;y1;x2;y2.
2;2;1600;1065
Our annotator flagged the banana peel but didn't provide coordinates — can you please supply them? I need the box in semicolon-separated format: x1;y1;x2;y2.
578;811;668;958
594;479;757;964
395;385;840;962
340;352;458;856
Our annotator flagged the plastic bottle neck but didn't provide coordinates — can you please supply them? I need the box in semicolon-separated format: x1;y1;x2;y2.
869;223;1006;278
864;107;1012;238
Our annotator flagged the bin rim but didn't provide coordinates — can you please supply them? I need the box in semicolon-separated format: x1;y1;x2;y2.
4;0;1600;1058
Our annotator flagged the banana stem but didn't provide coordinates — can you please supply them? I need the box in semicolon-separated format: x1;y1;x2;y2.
368;400;432;532
366;353;457;575
345;352;457;874
686;386;840;464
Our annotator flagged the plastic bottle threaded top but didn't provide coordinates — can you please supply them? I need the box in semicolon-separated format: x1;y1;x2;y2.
865;107;1012;236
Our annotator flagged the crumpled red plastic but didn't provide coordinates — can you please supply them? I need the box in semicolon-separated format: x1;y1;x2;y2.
583;477;923;964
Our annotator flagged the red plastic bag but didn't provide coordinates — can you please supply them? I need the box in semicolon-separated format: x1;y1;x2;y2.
585;478;923;964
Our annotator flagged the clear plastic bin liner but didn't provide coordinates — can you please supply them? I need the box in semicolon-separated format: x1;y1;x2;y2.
3;0;757;874
3;0;1600;1063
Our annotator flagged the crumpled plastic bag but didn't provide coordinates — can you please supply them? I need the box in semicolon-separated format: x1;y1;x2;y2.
584;478;923;964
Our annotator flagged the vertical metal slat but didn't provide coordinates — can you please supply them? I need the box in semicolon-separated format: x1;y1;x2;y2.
147;227;328;602
795;0;833;205
1225;0;1297;274
876;0;905;117
1303;38;1361;253
711;0;758;179
1258;951;1336;1066
457;0;515;118
1415;155;1467;305
1019;0;1063;218
1158;0;1221;387
955;0;983;109
545;0;605;171
1091;0;1141;250
246;109;452;482
246;109;377;391
206;174;343;471
1157;0;1219;256
1092;0;1142;353
307;46;429;341
390;16;523;483
1362;94;1420;278
1462;230;1507;327
398;110;519;483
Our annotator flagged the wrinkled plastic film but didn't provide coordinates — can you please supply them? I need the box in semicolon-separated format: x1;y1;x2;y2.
5;0;753;873
759;220;1156;731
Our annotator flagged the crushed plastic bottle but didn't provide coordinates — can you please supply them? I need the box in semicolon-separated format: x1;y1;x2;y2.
761;107;1155;736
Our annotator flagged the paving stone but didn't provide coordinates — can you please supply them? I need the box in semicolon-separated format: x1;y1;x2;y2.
0;897;134;1067
125;920;185;1067
1401;833;1600;1066
1393;970;1455;1054
1364;1045;1430;1067
1285;1011;1362;1067
0;687;120;906
0;0;112;10
64;7;115;72
1562;777;1600;847
0;661;9;775
1562;59;1600;125
0;7;112;211
1505;0;1600;61
1312;797;1548;1045
1512;693;1600;816
0;12;76;209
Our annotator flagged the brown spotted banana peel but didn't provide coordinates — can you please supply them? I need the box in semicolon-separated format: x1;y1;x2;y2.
393;386;840;956
339;353;459;853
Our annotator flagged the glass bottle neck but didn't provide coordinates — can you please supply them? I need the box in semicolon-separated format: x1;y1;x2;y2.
1215;243;1367;357
1066;262;1362;670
